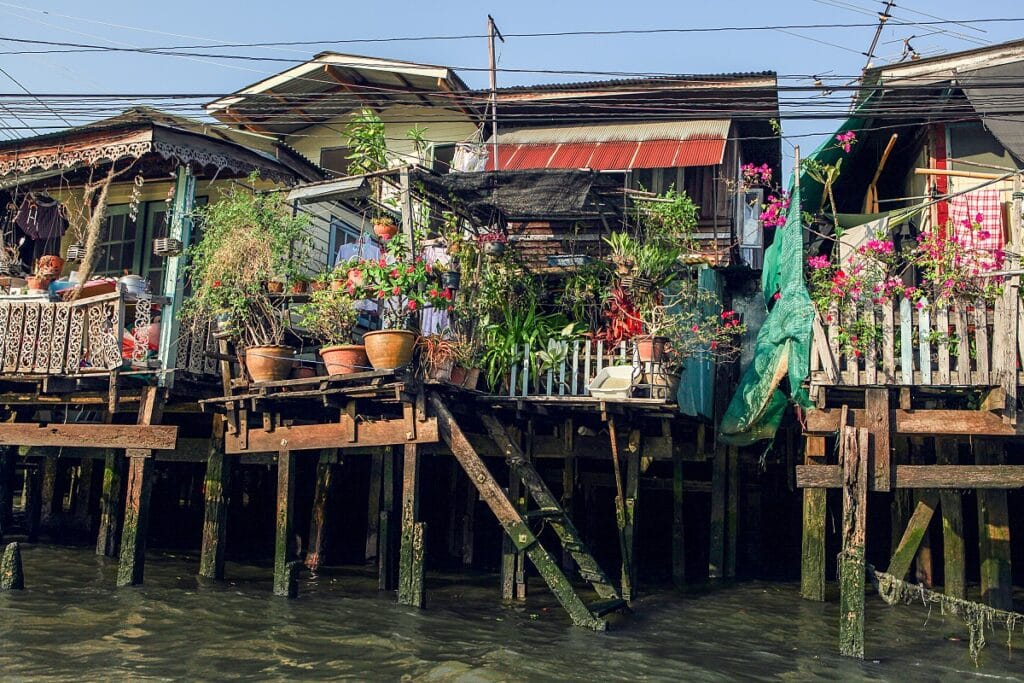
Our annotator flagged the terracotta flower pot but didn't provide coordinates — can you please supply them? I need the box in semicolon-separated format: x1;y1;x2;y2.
635;335;669;363
292;365;316;379
320;344;369;376
363;329;416;370
245;345;295;383
26;275;52;292
373;219;399;241
331;279;346;291
426;356;455;382
36;254;65;278
290;280;309;294
266;281;285;294
310;280;328;292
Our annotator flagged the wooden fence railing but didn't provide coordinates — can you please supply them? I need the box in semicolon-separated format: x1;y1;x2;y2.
809;297;1020;388
505;339;645;398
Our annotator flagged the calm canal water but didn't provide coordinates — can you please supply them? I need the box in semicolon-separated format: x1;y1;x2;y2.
0;544;1021;681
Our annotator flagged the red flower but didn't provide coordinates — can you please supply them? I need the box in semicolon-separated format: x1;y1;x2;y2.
428;288;438;298
390;268;400;278
446;305;454;312
425;263;432;273
773;292;781;300
691;325;699;332
711;341;718;350
212;280;221;288
379;258;387;268
392;286;401;295
406;265;416;275
443;288;453;300
407;300;417;311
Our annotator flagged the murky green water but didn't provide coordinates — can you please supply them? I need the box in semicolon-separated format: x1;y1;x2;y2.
0;545;1021;681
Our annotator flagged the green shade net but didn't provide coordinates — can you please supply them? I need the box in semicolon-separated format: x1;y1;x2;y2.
719;117;865;446
677;267;721;420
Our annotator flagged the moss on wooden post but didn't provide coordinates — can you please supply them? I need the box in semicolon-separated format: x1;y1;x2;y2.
936;438;965;600
95;449;123;557
838;426;868;659
24;460;42;543
0;541;23;590
378;447;396;591
273;449;296;597
364;450;383;563
976;439;1013;610
116;454;154;587
199;418;231;580
0;447;14;542
398;444;425;608
801;436;827;601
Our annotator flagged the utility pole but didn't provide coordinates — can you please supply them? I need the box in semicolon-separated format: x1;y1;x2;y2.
487;15;504;171
861;0;894;74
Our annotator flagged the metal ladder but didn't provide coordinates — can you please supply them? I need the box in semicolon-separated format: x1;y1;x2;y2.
429;393;626;630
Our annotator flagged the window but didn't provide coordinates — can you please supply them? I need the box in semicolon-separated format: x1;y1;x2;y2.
431;143;456;173
328;216;364;267
95;204;139;277
320;146;352;175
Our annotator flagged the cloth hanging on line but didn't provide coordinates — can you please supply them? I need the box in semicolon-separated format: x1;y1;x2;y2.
15;194;68;241
947;188;1004;270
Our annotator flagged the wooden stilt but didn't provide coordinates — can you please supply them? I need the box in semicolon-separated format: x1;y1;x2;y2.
801;435;827;601
446;458;461;558
838;426;868;659
910;440;934;587
365;450;383;563
95;449;124;557
24;460;41;543
708;439;726;578
116;386;164;587
199;417;231;580
462;485;476;568
305;449;337;572
398;444;425;608
887;491;939;581
671;441;685;589
273;448;296;597
935;438;964;599
0;447;14;540
71;458;96;532
40;453;58;530
561;420;576;572
501;459;523;602
976;439;1013;610
1;541;23;590
725;445;738;579
621;437;640;601
378;446;396;591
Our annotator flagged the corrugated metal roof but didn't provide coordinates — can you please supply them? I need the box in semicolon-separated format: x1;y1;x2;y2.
495;71;776;94
494;120;730;145
486;138;726;171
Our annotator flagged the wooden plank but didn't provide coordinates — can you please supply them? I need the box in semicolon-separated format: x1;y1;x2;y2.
798;464;1024;489
864;388;890;492
886;491;939;581
838;426;868;659
583;342;592;395
225;416;439;454
571;341;580;395
521;342;529;398
812;314;838;383
976;440;1013;610
806;407;1024;437
864;307;877;386
304;451;336;572
975;301;990;386
199;417;231;580
918;301;932;384
800;436;827;602
0;423;177;450
827;302;841;383
935;439;964;599
844;303;859;384
953;303;971;385
899;298;913;384
936;305;950;385
882;301;895;384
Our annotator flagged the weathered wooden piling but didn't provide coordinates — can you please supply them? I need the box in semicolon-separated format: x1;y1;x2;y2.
622;435;640;601
365;450;383;563
800;435;826;601
976;439;1013;610
273;449;296;597
935;438;965;599
708;439;727;578
24;460;41;543
398;444;425;608
838;425;868;659
378;447;396;591
0;447;14;541
305;450;337;572
0;541;23;590
116;386;164;587
39;453;58;530
199;418;231;580
95;448;124;557
671;422;685;588
71;458;96;532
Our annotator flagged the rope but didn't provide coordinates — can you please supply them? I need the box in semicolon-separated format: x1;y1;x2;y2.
867;563;1024;664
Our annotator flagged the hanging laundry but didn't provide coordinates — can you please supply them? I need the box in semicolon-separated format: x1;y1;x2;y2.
15;194;69;241
947;188;1004;270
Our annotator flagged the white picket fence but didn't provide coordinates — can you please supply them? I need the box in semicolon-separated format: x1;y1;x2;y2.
506;339;646;398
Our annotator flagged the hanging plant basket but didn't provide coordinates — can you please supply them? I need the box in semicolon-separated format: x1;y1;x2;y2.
483;241;506;258
153;237;183;257
441;270;461;290
66;243;86;262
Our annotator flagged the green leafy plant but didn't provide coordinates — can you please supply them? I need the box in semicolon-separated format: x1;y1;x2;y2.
297;287;359;347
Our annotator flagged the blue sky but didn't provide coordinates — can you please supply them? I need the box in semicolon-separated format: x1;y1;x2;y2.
1;0;1022;173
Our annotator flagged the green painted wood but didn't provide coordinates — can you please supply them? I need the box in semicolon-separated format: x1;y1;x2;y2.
158;165;196;388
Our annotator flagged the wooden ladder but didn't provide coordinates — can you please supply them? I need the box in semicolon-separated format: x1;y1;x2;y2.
429;393;626;630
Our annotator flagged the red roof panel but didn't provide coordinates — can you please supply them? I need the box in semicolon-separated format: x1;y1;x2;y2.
489;138;726;170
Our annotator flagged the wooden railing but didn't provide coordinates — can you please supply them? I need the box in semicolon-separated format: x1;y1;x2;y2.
809;297;1021;388
505;339;646;398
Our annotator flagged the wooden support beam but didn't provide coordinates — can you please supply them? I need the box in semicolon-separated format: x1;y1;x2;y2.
797;464;1024;489
225;416;438;454
0;423;177;450
864;388;891;492
24;459;41;542
886;491;939;582
378;447;397;591
671;442;685;589
71;458;96;532
562;418;576;573
800;436;827;602
305;450;337;572
708;440;727;579
976;440;1013;610
199;418;231;580
365;450;383;563
273;449;297;597
725;445;738;580
620;439;640;601
462;483;476;568
0;447;13;542
838;426;868;659
805;407;1024;436
398;444;425;608
116;387;164;587
322;65;382;111
95;448;123;557
935;439;964;599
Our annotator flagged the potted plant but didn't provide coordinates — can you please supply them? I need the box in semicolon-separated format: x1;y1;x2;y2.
603;231;636;277
347;233;449;370
297;286;367;375
344;109;400;240
417;334;458;382
290;275;310;294
183;174;310;383
478;230;508;258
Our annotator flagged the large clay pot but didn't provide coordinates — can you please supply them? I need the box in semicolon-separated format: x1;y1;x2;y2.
635;335;669;363
320;344;369;375
363;329;416;370
36;254;65;278
245;345;295;383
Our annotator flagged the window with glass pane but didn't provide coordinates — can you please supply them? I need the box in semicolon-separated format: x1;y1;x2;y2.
96;204;138;277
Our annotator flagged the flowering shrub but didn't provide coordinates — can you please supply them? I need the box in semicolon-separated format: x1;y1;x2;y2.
741;162;773;188
910;214;1004;305
835;131;857;153
477;230;508;244
345;234;454;329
